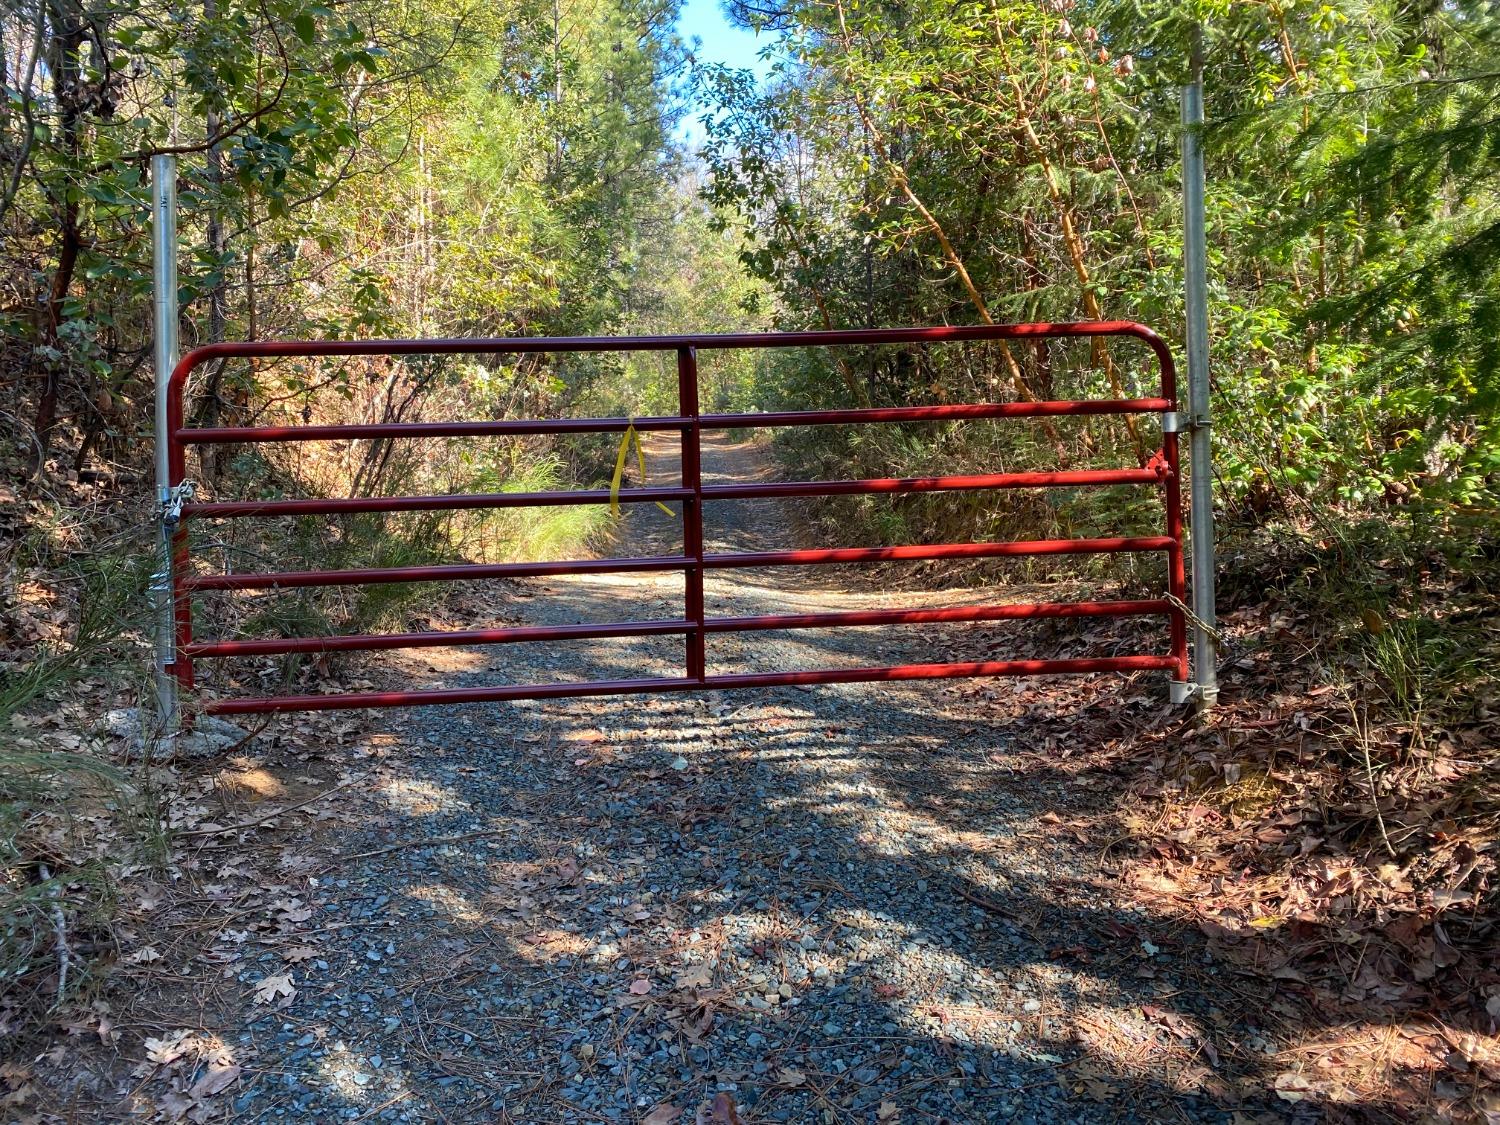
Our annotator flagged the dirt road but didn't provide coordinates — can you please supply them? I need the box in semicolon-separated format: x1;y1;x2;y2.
216;433;1267;1123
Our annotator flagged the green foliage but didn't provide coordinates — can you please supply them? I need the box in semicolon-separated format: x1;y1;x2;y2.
467;451;612;560
698;0;1500;539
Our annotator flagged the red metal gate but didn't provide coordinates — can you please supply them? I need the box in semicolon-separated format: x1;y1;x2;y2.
164;322;1188;716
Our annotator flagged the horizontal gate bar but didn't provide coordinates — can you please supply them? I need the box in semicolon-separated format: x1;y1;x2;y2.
172;322;1174;369
701;469;1161;500
184;472;1161;521
702;537;1174;570
184;554;688;591
180;536;1173;591
184;600;1170;658
177;416;689;444
202;654;1180;714
704;599;1172;632
176;398;1175;449
185;486;695;519
182;618;694;658
700;399;1172;428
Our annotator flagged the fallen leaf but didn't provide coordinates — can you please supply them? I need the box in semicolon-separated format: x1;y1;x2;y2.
252;973;295;1005
1432;887;1473;911
699;1092;742;1124
273;899;314;924
1081;1078;1118;1100
675;964;714;989
642;1105;680;1125
628;978;653;995
189;1062;241;1100
1047;945;1089;961
144;1031;196;1066
877;1101;900;1121
156;1091;194;1118
1273;1072;1313;1102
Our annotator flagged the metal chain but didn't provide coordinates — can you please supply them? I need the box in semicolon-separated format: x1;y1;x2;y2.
159;480;195;529
1164;591;1225;646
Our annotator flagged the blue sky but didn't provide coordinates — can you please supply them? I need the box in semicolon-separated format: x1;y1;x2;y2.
674;0;776;145
677;0;775;77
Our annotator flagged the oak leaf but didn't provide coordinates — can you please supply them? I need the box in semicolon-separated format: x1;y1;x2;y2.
253;973;295;1005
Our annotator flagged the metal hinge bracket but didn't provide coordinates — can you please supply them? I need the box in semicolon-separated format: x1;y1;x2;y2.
1162;411;1212;434
1169;680;1201;706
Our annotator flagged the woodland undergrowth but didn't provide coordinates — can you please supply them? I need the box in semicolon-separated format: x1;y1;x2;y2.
943;511;1499;1119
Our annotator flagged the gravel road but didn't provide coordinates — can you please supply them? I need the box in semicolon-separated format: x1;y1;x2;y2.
227;434;1283;1124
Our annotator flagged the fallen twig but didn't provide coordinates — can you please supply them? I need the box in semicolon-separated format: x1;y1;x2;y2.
37;862;71;1004
953;882;1022;920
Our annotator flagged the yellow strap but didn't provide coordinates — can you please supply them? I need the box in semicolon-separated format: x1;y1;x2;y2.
610;422;676;518
610;425;632;518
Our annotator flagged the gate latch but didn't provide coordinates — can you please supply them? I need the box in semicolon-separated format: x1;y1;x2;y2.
159;481;196;530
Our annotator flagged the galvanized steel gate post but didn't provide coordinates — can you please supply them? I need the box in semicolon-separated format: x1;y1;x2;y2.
151;154;181;733
1181;24;1220;709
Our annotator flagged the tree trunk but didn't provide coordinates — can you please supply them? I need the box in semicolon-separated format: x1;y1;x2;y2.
31;0;86;475
193;0;231;484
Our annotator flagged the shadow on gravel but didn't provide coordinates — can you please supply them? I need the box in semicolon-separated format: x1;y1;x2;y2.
225;435;1360;1123
229;649;1343;1123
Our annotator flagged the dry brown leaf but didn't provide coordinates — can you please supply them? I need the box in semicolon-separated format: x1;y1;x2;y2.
674;964;714;989
1273;1072;1313;1102
641;1104;680;1125
1081;1078;1118;1101
252;973;295;1005
189;1062;241;1100
144;1031;196;1066
698;1092;742;1124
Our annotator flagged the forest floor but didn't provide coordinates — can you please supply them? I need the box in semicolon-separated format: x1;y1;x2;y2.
17;435;1490;1124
